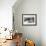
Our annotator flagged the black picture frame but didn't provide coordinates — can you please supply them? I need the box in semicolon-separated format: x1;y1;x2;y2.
22;14;37;26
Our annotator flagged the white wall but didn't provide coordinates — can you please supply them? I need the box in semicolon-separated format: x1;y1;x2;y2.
41;0;46;46
0;0;16;30
13;0;41;46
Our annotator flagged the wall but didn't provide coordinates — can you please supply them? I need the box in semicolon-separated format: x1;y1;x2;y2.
0;0;16;30
13;0;41;46
40;0;46;46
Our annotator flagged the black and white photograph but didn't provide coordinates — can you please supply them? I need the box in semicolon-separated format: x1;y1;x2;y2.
22;14;37;26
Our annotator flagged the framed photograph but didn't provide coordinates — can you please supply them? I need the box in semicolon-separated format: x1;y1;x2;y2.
22;14;37;26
